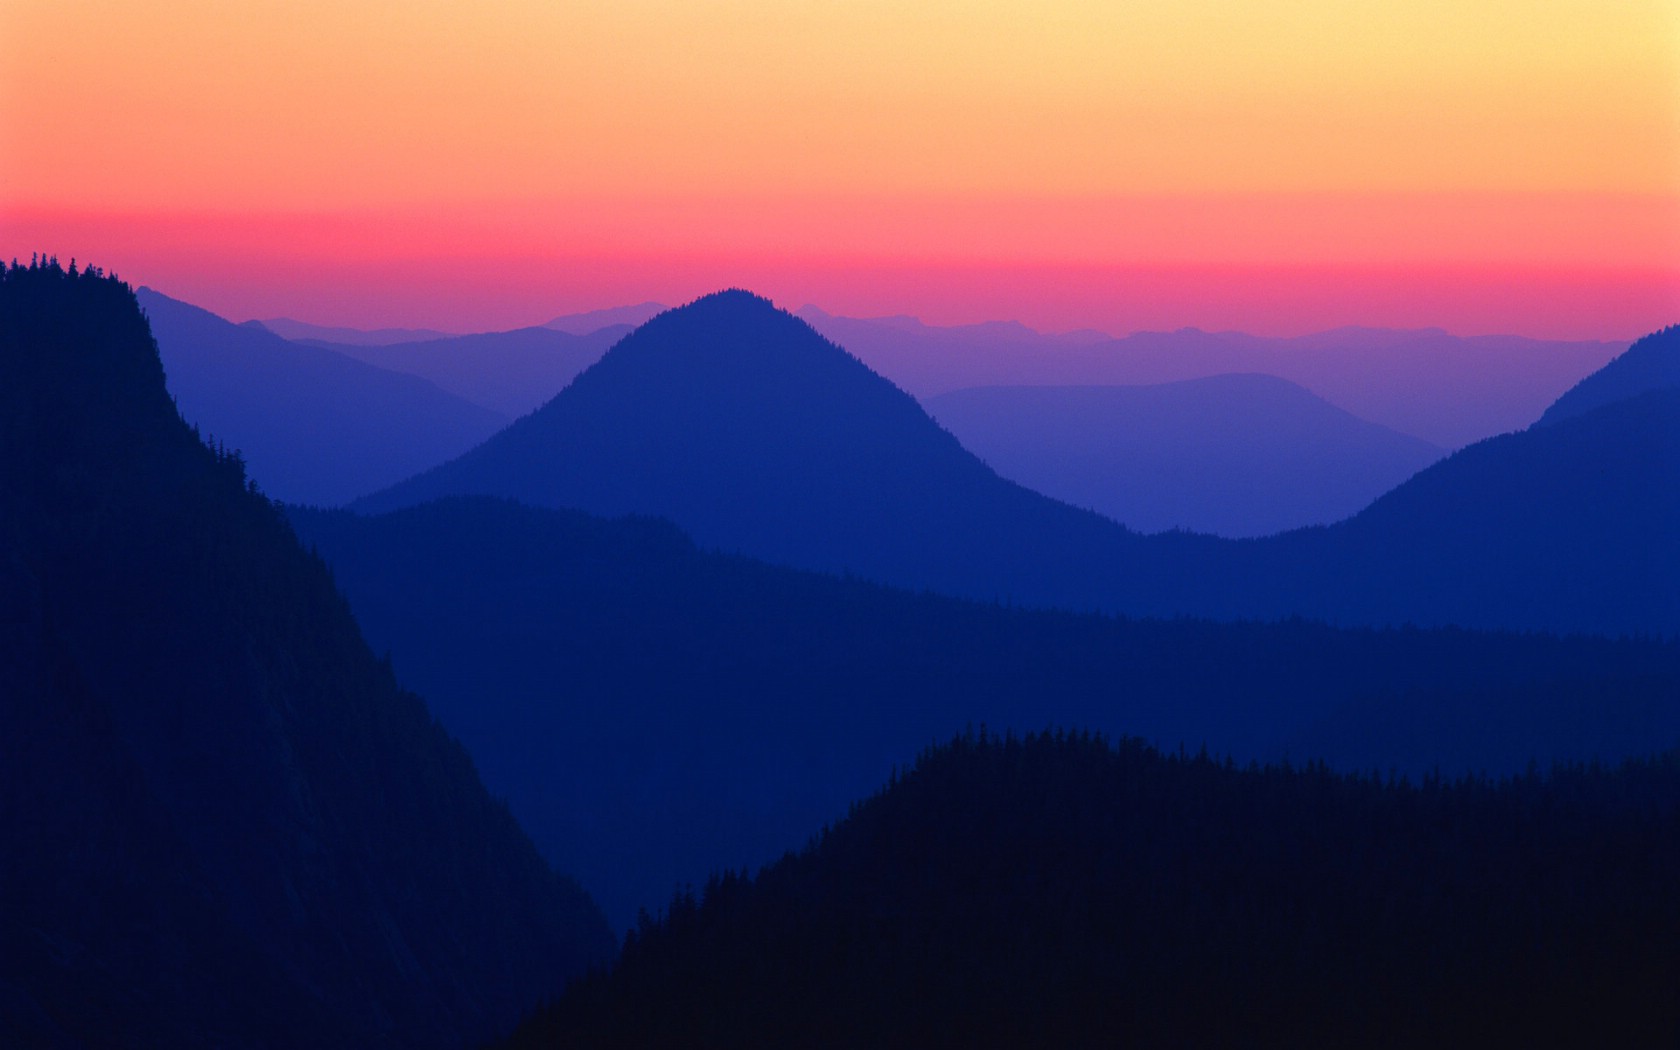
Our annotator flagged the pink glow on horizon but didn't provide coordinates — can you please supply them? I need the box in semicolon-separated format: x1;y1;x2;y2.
124;255;1680;343
5;204;1676;341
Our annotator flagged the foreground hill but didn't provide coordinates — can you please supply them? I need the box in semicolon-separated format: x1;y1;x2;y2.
926;376;1443;536
291;495;1680;929
137;288;507;505
508;731;1680;1048
1;261;612;1047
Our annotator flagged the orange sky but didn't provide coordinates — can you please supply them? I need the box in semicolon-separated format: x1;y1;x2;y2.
3;0;1678;335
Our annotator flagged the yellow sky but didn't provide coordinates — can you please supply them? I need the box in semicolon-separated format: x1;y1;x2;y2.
2;0;1677;334
4;0;1675;208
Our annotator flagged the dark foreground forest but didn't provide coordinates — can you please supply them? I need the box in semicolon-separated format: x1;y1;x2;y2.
0;260;612;1047
508;731;1680;1049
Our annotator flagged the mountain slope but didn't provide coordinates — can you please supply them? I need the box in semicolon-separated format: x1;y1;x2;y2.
291;495;1680;929
926;376;1443;536
354;290;1193;611
303;325;623;417
138;288;507;505
507;731;1680;1048
1535;323;1680;427
1;261;612;1047
1288;386;1680;635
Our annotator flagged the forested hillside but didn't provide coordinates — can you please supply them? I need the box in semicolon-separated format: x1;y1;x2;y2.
509;731;1680;1048
0;260;613;1047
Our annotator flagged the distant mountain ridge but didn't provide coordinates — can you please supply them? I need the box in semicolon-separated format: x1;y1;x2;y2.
544;301;667;334
1;261;612;1047
797;304;1113;345
927;376;1444;536
139;288;507;505
800;310;1623;448
299;325;627;417
246;298;1622;450
256;317;459;345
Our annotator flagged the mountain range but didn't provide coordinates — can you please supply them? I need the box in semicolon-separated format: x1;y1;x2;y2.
352;290;1679;639
798;306;1624;448
297;325;627;418
139;292;1631;548
926;375;1444;536
8;263;1675;1045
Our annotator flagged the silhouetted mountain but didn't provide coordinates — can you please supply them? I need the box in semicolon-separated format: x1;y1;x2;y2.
1535;323;1680;427
926;376;1443;536
506;731;1680;1048
256;317;459;345
290;495;1680;930
303;325;625;417
543;301;667;334
0;261;612;1047
798;310;1622;448
354;290;1184;607
137;288;506;505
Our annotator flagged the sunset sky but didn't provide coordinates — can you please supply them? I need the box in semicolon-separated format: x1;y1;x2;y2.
3;0;1677;336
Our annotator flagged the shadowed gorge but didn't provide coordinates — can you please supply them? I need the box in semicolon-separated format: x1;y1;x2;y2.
0;261;613;1047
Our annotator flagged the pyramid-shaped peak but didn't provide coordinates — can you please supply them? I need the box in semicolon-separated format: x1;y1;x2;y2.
642;288;784;325
583;286;872;381
689;287;777;309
